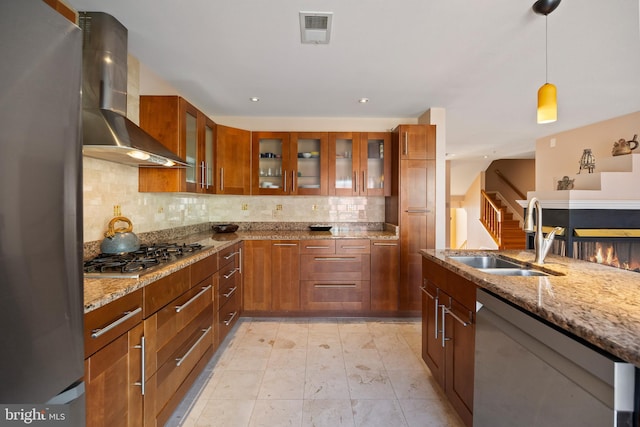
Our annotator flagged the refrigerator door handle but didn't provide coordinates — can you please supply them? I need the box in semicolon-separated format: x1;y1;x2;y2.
46;381;85;405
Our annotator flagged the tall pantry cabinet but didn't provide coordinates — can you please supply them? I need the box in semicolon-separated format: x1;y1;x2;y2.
385;124;436;312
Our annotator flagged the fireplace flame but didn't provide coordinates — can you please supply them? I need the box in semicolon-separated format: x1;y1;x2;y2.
590;243;620;268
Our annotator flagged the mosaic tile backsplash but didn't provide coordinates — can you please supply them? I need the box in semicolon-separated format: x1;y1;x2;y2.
83;157;386;242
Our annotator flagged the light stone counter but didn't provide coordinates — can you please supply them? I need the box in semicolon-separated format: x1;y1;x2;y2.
84;228;398;313
420;249;640;367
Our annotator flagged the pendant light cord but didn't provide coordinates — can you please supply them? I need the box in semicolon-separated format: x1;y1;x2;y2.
545;15;549;83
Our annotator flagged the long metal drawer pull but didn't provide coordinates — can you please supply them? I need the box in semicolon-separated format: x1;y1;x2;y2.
273;243;298;246
314;284;357;288
223;268;239;279
283;171;288;192
445;307;471;327
434;296;440;339
222;286;237;298
133;336;145;395
220;168;224;191
441;304;450;348
224;311;237;326
176;326;212;367
373;242;398;246
341;245;366;250
314;257;357;261
239;247;243;275
362;171;366;192
91;307;142;339
175;285;212;313
291;170;296;192
200;161;205;188
223;251;239;260
405;209;430;213
305;245;330;249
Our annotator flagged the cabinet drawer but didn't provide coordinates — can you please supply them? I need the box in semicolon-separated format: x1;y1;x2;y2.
191;253;217;287
300;239;335;254
218;269;239;311
219;243;240;269
301;280;370;311
336;239;370;254
423;258;447;287
218;285;241;343
144;268;190;317
145;282;213;377
300;254;370;281
84;289;143;358
152;308;213;421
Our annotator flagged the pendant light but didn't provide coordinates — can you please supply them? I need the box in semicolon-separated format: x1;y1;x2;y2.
533;0;561;124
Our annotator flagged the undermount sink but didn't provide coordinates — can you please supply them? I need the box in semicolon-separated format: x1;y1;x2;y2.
448;256;522;269
448;255;555;277
478;268;549;277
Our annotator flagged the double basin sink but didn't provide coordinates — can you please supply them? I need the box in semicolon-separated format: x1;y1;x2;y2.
449;255;553;277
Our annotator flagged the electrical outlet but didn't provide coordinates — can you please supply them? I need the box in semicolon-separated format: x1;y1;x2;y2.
158;207;164;214
276;204;282;211
312;204;318;211
550;138;556;148
113;205;121;216
241;203;248;211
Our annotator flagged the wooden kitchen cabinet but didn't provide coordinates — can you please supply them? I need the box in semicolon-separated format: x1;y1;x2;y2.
217;243;242;344
395;124;435;160
329;132;391;196
422;257;475;427
84;289;144;427
252;132;328;195
300;239;371;312
271;240;300;311
243;240;300;313
216;124;251;195
138;96;214;193
387;125;436;313
143;255;216;427
370;240;400;312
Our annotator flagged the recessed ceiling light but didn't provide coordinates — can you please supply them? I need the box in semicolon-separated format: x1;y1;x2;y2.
249;97;260;102
358;98;369;103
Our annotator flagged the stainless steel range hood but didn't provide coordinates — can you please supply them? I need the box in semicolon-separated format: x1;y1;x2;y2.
78;12;187;167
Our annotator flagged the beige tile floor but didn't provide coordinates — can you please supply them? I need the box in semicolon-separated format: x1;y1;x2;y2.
172;318;465;427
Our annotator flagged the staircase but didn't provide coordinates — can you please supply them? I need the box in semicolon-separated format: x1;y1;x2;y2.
480;190;526;250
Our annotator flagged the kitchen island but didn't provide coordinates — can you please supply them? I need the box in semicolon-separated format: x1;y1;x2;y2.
421;249;640;367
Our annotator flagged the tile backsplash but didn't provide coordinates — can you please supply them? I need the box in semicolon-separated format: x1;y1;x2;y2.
83;157;386;242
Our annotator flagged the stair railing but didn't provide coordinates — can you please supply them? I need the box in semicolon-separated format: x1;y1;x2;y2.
480;189;503;246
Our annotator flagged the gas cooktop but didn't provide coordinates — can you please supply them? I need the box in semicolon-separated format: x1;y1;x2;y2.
84;242;205;279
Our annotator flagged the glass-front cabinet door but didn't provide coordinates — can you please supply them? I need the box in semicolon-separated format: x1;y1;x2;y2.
252;132;291;195
184;105;198;192
329;132;360;196
361;132;390;196
291;132;328;195
197;116;215;194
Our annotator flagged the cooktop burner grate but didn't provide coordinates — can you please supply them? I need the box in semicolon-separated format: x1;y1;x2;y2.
84;243;204;278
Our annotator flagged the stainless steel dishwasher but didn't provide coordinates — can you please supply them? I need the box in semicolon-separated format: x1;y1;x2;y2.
473;289;637;427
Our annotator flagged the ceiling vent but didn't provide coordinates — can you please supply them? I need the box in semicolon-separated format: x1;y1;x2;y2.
299;11;332;44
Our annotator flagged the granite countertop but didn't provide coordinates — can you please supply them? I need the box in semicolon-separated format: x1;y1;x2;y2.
420;249;640;367
84;228;398;313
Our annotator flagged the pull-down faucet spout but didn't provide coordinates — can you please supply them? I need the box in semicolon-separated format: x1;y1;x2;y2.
524;197;562;264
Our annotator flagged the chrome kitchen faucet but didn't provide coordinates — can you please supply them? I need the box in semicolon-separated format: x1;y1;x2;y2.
524;197;562;264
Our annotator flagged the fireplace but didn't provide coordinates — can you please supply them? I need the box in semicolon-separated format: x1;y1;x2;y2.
573;239;640;272
527;208;640;273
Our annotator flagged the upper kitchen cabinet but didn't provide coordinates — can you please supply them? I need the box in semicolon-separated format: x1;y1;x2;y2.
252;132;328;195
252;132;291;195
329;132;390;196
216;124;251;195
138;96;214;193
291;132;328;196
394;124;435;160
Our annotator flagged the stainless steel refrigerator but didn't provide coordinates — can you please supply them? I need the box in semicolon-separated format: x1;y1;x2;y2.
0;1;85;425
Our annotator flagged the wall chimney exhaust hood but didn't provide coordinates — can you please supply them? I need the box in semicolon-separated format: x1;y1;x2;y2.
78;12;187;167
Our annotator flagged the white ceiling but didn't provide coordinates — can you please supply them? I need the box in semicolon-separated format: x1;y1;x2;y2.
67;0;640;195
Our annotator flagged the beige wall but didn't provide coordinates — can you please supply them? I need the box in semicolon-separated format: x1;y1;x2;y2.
535;111;640;191
485;159;535;217
460;174;498;250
